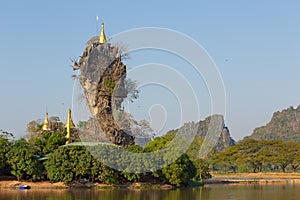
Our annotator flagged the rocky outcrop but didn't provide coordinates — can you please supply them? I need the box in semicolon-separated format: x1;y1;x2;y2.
251;105;300;142
75;37;134;147
167;115;235;153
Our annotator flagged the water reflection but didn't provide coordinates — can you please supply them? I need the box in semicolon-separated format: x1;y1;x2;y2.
1;184;300;200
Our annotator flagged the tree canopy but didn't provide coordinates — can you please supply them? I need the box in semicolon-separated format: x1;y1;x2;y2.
212;138;300;173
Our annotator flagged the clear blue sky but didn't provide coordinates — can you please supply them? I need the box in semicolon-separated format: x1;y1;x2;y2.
0;0;300;140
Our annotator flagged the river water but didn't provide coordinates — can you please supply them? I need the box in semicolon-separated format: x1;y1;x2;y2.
1;184;300;200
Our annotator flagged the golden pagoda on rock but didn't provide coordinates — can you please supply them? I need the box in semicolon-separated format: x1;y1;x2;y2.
65;108;75;144
42;112;51;131
99;22;107;44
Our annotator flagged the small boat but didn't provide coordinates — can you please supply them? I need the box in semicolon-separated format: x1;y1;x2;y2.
19;185;31;190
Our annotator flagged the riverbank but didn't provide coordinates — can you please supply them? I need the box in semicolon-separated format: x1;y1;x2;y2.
2;172;300;189
204;172;300;184
212;172;300;179
0;180;67;189
0;180;174;190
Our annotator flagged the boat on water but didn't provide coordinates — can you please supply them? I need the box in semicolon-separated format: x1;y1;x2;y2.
19;185;31;190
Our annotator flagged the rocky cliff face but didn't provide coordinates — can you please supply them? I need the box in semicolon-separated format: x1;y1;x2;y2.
251;105;300;142
75;37;134;147
167;115;235;153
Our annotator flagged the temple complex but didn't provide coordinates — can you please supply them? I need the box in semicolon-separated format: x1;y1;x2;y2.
41;108;78;144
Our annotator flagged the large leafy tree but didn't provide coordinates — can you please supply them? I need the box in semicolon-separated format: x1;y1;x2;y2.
28;131;51;155
121;145;144;182
6;139;41;180
45;146;119;184
144;133;201;186
69;146;93;181
0;130;13;170
45;147;75;183
187;135;212;179
212;138;300;173
271;142;295;172
162;154;196;186
28;131;66;156
44;132;67;154
289;142;300;171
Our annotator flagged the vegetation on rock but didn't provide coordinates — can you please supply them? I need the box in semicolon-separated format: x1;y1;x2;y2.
168;115;235;153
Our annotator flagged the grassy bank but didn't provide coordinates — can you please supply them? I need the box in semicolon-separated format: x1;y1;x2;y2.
212;172;300;179
204;172;300;184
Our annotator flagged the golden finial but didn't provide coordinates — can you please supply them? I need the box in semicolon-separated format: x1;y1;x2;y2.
99;21;107;44
42;112;51;131
65;108;75;144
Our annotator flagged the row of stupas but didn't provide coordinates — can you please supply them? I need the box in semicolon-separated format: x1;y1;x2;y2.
42;109;75;144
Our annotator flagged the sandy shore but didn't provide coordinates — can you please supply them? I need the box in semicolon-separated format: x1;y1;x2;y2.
0;180;67;189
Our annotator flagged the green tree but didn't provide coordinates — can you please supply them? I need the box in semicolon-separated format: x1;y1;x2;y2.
271;142;294;172
187;135;212;178
121;145;144;182
28;131;51;155
0;130;13;170
45;145;121;184
162;154;196;186
69;146;92;181
289;142;300;171
97;164;119;184
211;138;300;173
193;159;212;179
44;132;67;154
211;145;239;173
90;159;102;182
144;133;199;186
6;139;41;180
45;147;74;183
28;131;66;156
144;134;175;152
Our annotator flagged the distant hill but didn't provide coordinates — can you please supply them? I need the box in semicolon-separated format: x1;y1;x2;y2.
167;115;235;153
251;105;300;142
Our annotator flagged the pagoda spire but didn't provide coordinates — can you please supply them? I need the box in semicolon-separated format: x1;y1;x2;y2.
42;112;51;131
99;21;107;44
65;108;75;144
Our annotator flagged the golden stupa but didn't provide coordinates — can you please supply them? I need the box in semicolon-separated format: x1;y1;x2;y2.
42;112;51;131
65;108;75;144
99;22;107;44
